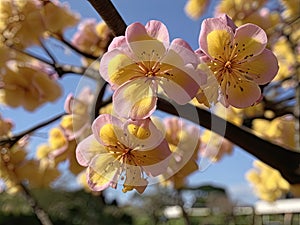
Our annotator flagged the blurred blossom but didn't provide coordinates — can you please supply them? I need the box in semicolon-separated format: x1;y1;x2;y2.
200;130;233;163
0;114;13;137
0;142;60;194
41;0;79;36
76;114;171;193
246;160;290;202
199;103;236;162
184;0;210;20
0;0;44;48
62;87;94;141
100;20;205;119
36;127;85;175
272;37;296;81
72;19;112;57
160;117;201;189
0;61;62;111
197;14;278;108
279;0;300;21
252;114;297;150
215;0;267;26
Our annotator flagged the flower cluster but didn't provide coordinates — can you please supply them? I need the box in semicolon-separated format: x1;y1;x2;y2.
76;16;279;193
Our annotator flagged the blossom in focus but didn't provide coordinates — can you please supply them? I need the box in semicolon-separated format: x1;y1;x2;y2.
41;0;79;36
100;20;205;119
184;0;210;20
198;15;278;108
76;114;171;193
0;0;44;48
0;62;62;111
72;19;112;58
160;117;201;189
246;160;290;202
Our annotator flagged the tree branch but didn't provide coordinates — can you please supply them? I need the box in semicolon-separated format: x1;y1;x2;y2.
86;0;127;36
157;99;300;184
0;112;66;148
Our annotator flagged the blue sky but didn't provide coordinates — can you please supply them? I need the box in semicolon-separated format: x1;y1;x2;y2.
1;0;259;205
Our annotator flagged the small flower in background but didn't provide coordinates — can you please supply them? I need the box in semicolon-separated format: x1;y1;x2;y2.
36;127;85;175
100;20;206;119
0;114;13;137
41;0;79;36
76;114;171;193
272;37;296;81
0;0;44;48
160;117;201;189
198;14;278;108
200;130;233;163
279;0;300;21
246;160;290;202
0;61;62;111
184;0;210;20
215;0;269;27
1;137;60;194
72;19;112;58
62;87;94;141
252;114;297;150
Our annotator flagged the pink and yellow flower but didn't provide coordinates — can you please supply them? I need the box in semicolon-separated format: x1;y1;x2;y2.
76;114;171;193
100;20;205;119
198;15;278;108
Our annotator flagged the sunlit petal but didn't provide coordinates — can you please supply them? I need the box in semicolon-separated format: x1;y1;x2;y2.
241;49;278;84
199;17;234;58
159;64;201;104
87;153;121;191
92;114;124;146
100;49;142;90
224;78;261;108
125;118;164;150
113;78;158;119
76;137;100;167
233;23;267;60
134;139;171;177
145;20;169;43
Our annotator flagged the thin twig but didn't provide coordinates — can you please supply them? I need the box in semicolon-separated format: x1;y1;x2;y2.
0;112;66;147
20;183;53;225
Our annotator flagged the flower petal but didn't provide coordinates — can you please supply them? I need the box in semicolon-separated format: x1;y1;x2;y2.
100;49;142;90
76;135;107;166
168;38;199;67
133;139;171;177
233;23;267;59
159;64;202;104
123;166;148;193
107;36;126;52
92;114;124;146
87;153;121;191
125;118;164;150
145;20;169;43
223;78;261;108
113;78;158;119
242;49;278;84
199;17;234;59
